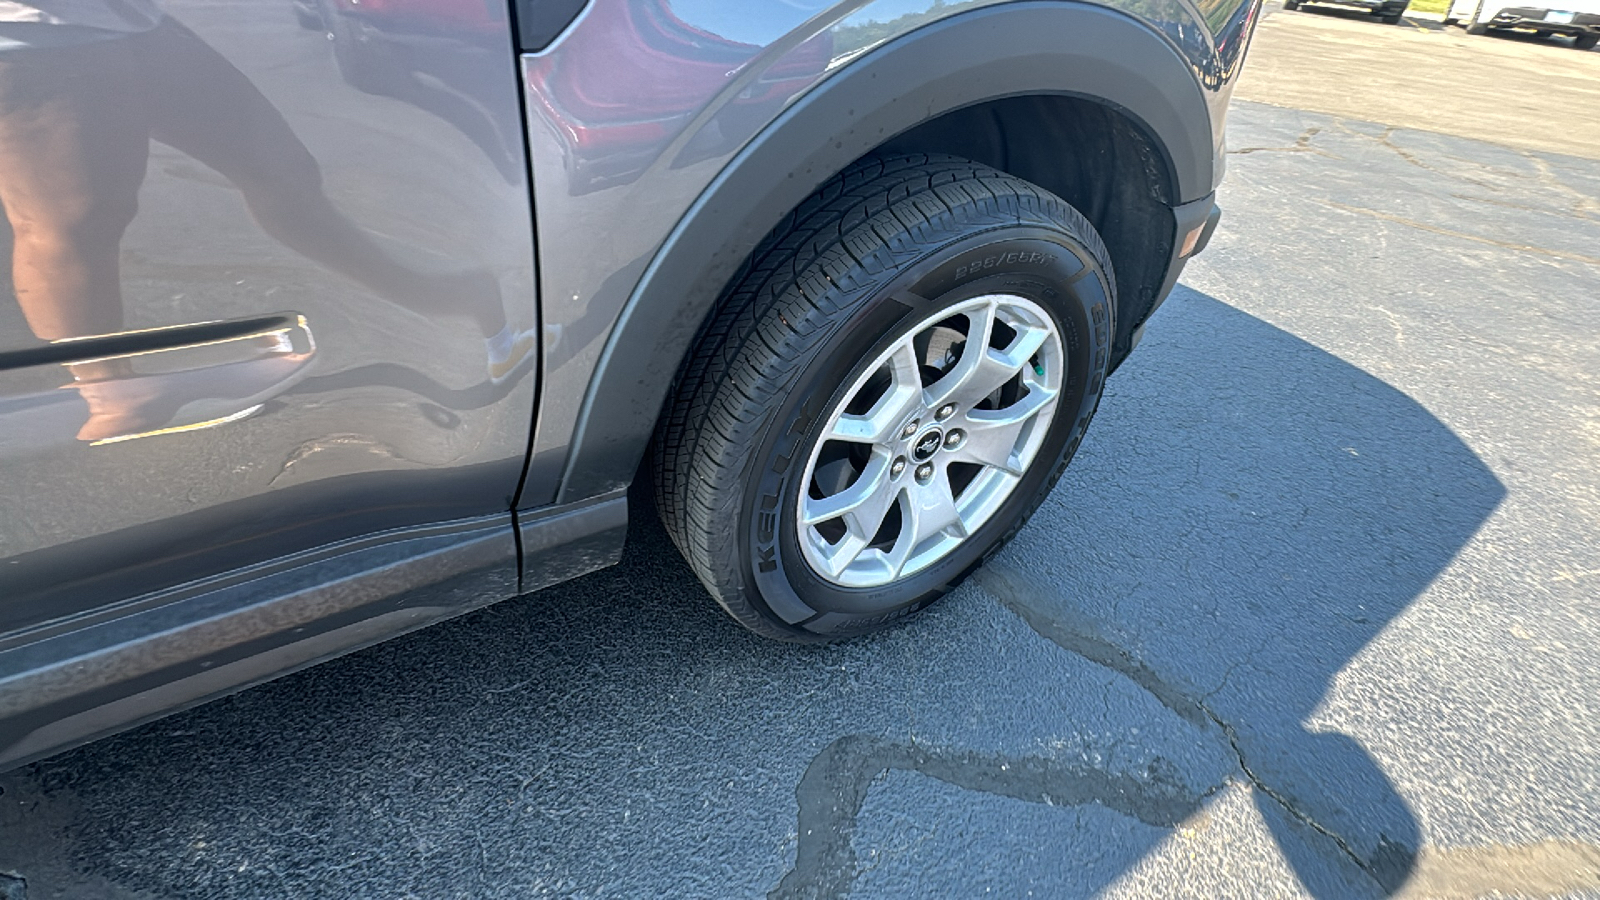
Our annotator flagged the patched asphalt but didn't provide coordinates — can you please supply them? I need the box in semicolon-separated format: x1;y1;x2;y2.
4;13;1600;900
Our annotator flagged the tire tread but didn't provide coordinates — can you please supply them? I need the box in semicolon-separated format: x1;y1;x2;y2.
653;154;1112;640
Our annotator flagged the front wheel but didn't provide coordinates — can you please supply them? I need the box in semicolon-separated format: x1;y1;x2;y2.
1575;33;1598;49
653;154;1115;641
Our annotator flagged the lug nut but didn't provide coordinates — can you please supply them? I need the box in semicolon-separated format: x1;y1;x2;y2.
900;419;920;439
891;457;907;478
943;429;965;450
936;403;956;421
915;463;934;484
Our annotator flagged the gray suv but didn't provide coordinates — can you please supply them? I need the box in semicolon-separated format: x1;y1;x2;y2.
0;0;1258;770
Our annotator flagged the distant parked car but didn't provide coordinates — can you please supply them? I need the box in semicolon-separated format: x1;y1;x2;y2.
1283;0;1410;24
1445;0;1600;47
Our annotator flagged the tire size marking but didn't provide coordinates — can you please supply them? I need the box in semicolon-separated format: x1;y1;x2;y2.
954;251;1055;280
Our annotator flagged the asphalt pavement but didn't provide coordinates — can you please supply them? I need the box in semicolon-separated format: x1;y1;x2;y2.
3;7;1599;900
1238;2;1600;160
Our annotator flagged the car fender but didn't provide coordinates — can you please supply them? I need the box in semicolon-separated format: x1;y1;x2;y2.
553;1;1215;503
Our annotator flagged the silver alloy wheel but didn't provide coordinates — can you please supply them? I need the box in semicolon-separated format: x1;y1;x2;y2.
796;294;1065;588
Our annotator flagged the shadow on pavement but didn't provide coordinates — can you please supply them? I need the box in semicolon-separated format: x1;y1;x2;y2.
1278;3;1440;28
774;288;1503;897
0;290;1503;899
1466;24;1597;48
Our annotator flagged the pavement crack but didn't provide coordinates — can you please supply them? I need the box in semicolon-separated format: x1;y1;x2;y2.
1196;700;1403;891
1448;191;1600;224
976;566;1410;892
1367;303;1407;347
1229;125;1332;156
1374;125;1440;175
772;734;1203;900
1518;149;1600;220
1339;122;1504;192
974;567;1207;728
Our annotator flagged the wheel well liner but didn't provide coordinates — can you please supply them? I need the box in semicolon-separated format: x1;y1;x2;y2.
556;2;1213;502
879;95;1183;374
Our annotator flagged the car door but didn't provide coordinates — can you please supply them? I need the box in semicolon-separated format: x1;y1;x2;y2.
0;0;538;635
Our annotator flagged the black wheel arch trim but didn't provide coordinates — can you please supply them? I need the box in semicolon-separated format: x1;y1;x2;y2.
555;1;1216;503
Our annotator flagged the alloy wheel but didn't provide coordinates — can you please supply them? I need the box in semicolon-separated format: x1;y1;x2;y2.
796;294;1065;588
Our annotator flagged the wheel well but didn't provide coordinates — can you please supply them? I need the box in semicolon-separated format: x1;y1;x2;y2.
876;95;1179;362
555;0;1217;502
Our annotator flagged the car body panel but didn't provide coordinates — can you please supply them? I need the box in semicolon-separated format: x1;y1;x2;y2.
517;0;1261;507
0;0;1260;770
0;0;539;635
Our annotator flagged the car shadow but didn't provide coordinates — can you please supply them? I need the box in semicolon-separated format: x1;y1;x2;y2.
775;285;1505;896
1464;23;1596;48
0;289;1502;898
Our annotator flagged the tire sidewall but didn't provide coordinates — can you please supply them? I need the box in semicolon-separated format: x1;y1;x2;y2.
739;225;1114;637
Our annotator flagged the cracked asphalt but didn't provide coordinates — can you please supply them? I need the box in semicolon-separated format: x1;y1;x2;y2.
3;7;1600;899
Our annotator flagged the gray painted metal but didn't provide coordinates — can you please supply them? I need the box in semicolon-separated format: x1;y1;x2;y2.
519;0;1259;505
0;0;1255;770
0;1;540;632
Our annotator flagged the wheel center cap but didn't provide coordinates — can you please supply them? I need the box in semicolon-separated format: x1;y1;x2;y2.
912;428;943;463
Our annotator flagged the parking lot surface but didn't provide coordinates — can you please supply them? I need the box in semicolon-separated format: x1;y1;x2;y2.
1239;2;1600;159
3;8;1599;900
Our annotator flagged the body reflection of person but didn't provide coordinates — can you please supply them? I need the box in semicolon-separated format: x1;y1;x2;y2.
0;2;534;441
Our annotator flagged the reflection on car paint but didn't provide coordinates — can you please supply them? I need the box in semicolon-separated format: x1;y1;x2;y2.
300;0;530;183
72;314;317;445
0;12;511;441
0;0;539;629
524;0;832;194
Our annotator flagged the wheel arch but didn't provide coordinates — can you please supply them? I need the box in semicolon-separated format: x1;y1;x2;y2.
556;2;1214;502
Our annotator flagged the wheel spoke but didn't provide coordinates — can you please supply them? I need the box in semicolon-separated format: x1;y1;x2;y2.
996;322;1052;376
802;450;896;535
888;464;966;577
797;292;1066;588
923;300;998;409
924;303;1054;409
829;343;922;443
949;389;1056;475
816;529;872;579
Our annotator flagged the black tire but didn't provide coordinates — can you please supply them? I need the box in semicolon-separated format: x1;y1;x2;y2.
1576;33;1598;49
1283;0;1300;10
653;154;1115;641
1466;21;1490;33
1443;16;1460;24
1381;12;1403;23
